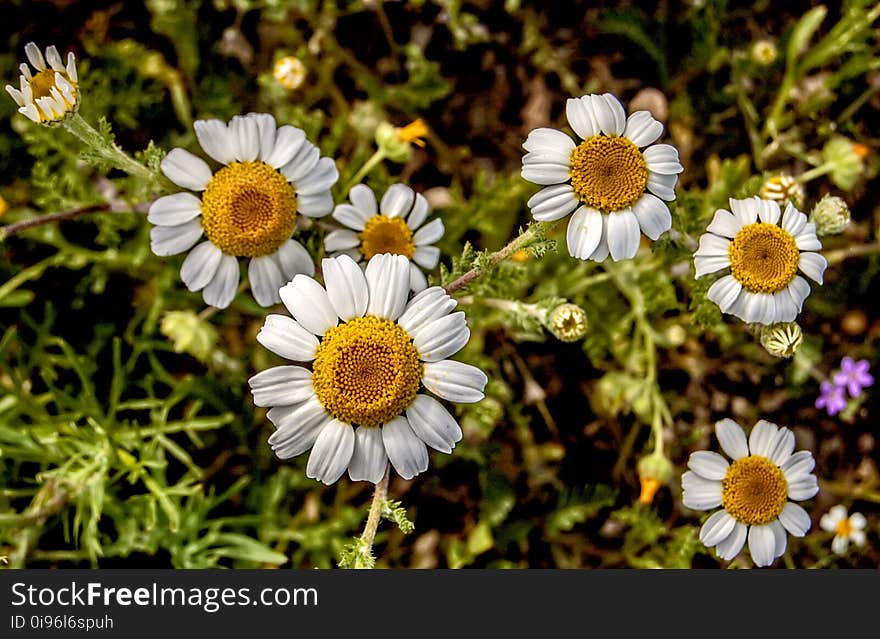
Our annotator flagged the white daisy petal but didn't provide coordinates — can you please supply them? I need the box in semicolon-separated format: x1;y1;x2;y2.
333;204;370;231
780;450;816;483
694;255;731;278
202;254;240;309
687;451;730;481
398;286;457;336
322;254;368;321
528;184;580;222
409;263;428;292
770;519;788;559
262;125;306;169
180;241;223;292
524;126;577;156
623;110;663;147
6;85;25;107
781;203;807;236
280;142;320;183
194;119;236;165
422;360;487;403
306;420;355;485
695;233;731;257
850;512;867;530
229;114;260;162
250;113;277;163
275;239;315;280
160;148;212;191
631;193;671;240
757;199;781;225
700;510;737;547
716;419;748;460
767;426;796;466
606;208;641;261
595;93;626;136
45;45;63;71
279;275;338;335
256;314;319;361
407;194;430;230
772;290;798;323
413;218;444;246
297;191;334;218
798;252;827;284
778;502;811;537
348;427;388;483
380;184;416;219
413;312;469;362
249;255;286;306
716;522;748;560
748;524;777;567
748;419;779;457
646;172;677;201
565;99;597;140
521;162;571;185
25;42;46;70
589;222;610;261
295;157;339;196
413;245;441;270
65;52;77;82
267;396;326;438
349;183;378;217
786;276;811;313
851;530;866;546
248;365;314;407
707;275;742;313
729;198;759;226
794;224;822;251
706;209;742;239
325;229;361;252
270;414;328;460
566;206;603;260
365;253;411;321
681;471;723;510
149;219;203;256
405;394;463;454
381;416;429;480
643;144;683;174
787;476;819;501
831;535;849;555
147;192;202;226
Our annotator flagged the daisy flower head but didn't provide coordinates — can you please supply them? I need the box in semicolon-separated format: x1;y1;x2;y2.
149;112;339;309
694;197;827;325
682;418;819;567
820;505;867;554
521;92;683;262
325;183;443;292
249;253;488;485
6;42;79;125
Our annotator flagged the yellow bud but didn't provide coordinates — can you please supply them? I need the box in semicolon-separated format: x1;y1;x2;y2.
546;303;588;342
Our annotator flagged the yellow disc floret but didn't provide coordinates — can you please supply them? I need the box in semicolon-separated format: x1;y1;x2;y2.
200;161;297;257
835;517;853;538
311;316;422;428
359;215;416;260
728;222;799;294
569;135;648;211
721;456;788;526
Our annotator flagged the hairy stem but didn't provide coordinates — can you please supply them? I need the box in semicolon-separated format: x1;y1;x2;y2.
0;203;111;240
360;463;390;551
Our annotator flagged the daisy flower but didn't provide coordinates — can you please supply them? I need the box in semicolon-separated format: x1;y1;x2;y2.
820;505;867;554
249;253;488;485
6;42;79;124
682;419;819;567
325;183;443;292
521;92;683;262
694;197;827;325
149;112;338;309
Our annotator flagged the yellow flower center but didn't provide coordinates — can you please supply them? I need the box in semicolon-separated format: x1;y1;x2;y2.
721;456;788;526
311;316;422;428
835;518;853;538
31;69;62;100
569;135;648;211
200;161;297;257
728;222;799;294
359;215;416;260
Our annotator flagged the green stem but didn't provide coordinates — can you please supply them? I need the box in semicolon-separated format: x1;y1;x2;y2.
342;148;386;193
797;162;834;184
360;464;390;552
63;114;174;192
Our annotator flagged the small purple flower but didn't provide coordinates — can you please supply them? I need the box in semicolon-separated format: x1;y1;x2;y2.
833;357;874;398
816;381;848;416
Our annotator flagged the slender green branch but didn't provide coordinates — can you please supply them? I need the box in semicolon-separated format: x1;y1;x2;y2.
360;463;390;552
0;203;113;240
342;148;387;193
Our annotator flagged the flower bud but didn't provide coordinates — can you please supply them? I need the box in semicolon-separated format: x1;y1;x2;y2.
760;322;803;359
545;303;587;342
750;39;778;66
637;454;674;505
809;193;850;236
273;56;306;90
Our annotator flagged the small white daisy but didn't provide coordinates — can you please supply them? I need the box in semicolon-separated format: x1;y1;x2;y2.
6;42;79;124
682;418;819;567
249;253;488;485
521;92;683;262
324;183;443;292
820;505;867;555
693;197;827;325
148;112;338;309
